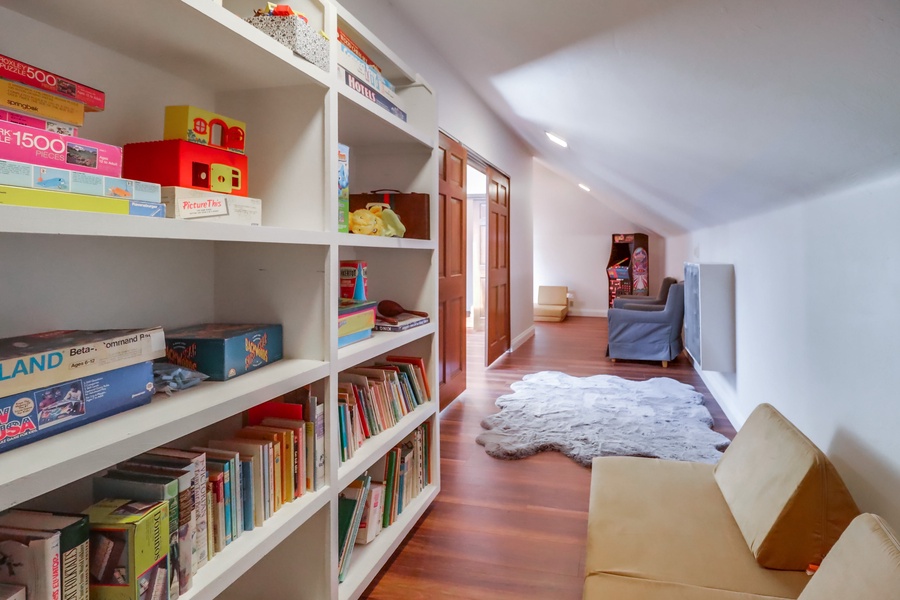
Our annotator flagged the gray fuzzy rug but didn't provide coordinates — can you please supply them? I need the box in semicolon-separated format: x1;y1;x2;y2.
476;371;731;466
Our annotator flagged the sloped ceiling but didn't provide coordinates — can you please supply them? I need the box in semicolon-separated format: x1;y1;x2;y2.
387;0;900;235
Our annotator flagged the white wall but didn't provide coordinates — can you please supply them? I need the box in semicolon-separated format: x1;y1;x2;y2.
338;0;536;347
533;161;667;316
666;169;900;530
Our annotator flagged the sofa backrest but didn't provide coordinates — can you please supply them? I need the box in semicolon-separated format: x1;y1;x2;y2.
713;403;859;570
537;286;567;306
797;513;900;599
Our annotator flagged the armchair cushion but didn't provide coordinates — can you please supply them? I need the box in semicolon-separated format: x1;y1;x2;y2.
612;276;677;308
714;404;860;570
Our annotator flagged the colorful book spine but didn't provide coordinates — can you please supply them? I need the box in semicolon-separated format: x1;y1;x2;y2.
240;459;254;532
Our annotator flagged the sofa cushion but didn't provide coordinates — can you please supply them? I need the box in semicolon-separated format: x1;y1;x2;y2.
584;572;797;600
585;456;810;598
797;514;900;600
537;285;567;305
534;303;567;320
713;404;859;570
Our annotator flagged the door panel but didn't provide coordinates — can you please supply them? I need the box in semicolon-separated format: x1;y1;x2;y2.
438;132;467;409
486;167;510;366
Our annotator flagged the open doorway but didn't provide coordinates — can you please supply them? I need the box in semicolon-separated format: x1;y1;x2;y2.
438;132;511;409
466;165;487;334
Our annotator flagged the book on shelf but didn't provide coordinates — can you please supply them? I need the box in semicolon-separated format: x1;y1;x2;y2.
204;441;266;527
300;396;325;491
337;475;371;582
385;355;431;402
373;315;430;332
236;427;286;511
354;482;384;545
0;515;84;600
259;417;307;499
0;510;87;600
191;445;248;533
207;471;226;553
143;448;208;572
337;28;381;73
337;299;377;338
239;458;255;533
205;461;233;546
338;327;373;348
247;398;303;428
243;424;296;506
337;43;400;103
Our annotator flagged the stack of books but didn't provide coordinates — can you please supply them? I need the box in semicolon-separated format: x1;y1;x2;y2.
336;356;430;464
0;510;90;600
336;29;407;123
80;389;324;598
338;298;376;348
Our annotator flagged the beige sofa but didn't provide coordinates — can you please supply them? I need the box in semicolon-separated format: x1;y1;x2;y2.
534;285;568;322
583;403;900;598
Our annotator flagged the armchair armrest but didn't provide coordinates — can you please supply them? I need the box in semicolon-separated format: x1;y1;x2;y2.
608;307;671;324
619;303;665;312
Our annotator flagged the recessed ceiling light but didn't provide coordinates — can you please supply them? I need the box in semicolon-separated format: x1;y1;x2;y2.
578;183;591;192
545;132;568;148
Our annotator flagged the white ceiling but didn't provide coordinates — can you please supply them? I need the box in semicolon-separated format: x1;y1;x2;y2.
387;0;900;234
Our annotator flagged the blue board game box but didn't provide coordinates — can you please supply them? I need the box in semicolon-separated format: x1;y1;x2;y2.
0;360;154;454
163;324;283;381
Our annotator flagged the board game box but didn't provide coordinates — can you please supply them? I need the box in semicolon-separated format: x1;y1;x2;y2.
163;324;283;381
84;499;169;600
0;327;165;399
0;360;155;454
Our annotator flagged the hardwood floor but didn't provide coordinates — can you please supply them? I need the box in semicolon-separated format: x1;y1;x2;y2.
361;316;735;599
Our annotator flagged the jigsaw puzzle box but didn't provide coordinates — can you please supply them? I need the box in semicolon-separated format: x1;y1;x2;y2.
0;184;165;218
164;324;283;381
0;159;161;202
0;120;121;177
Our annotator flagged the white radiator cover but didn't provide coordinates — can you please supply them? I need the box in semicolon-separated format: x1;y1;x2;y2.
683;263;736;372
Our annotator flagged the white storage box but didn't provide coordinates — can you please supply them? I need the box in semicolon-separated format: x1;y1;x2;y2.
246;15;329;72
161;186;261;225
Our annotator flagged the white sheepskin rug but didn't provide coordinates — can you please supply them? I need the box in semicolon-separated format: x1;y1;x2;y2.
476;371;731;466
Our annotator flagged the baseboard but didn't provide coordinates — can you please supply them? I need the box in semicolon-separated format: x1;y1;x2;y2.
691;359;748;429
511;326;535;352
570;308;608;318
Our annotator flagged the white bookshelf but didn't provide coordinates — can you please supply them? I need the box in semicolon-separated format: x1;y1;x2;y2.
0;1;440;598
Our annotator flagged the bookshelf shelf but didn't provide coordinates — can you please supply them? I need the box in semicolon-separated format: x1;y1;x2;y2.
0;0;439;597
0;359;329;512
336;324;437;372
0;205;335;245
338;484;440;600
181;486;332;600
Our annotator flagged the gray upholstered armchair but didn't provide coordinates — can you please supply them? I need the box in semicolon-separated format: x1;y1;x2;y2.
607;282;684;367
612;276;677;308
